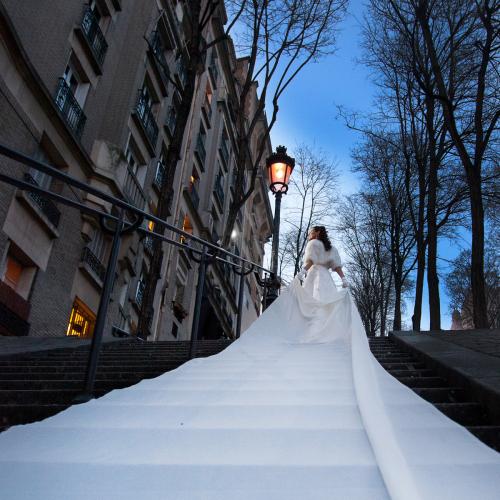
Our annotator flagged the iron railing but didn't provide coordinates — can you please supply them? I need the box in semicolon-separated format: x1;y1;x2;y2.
220;138;230;167
176;58;187;87
149;30;170;84
143;235;154;254
189;183;200;209
135;91;159;148
154;160;166;190
54;78;86;138
0;142;277;400
81;246;106;282
214;176;224;207
135;279;146;308
123;167;146;209
23;173;61;227
195;134;206;167
81;6;108;66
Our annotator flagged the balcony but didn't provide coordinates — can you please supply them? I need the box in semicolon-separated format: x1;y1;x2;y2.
135;91;159;150
194;134;206;170
149;30;170;89
209;57;219;87
135;279;145;309
123;167;146;209
189;184;200;210
153;160;166;191
214;177;224;208
23;173;61;228
219;139;230;168
80;5;108;68
81;246;106;282
54;78;86;138
175;58;188;88
165;106;177;137
211;227;219;245
143;235;154;255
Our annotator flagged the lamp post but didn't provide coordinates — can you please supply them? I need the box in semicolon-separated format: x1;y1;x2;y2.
265;145;295;306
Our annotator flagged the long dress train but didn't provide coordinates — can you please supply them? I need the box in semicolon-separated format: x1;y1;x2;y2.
0;245;499;498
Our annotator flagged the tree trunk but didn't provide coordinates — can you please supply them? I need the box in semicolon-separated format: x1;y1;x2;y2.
412;237;426;331
427;162;440;330
468;167;488;328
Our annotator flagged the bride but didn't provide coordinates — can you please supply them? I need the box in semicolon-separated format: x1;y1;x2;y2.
0;227;499;500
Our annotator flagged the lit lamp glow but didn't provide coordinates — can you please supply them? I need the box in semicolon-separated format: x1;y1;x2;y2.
266;146;295;194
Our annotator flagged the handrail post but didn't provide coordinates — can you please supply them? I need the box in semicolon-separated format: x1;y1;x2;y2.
75;210;124;402
189;244;208;359
236;267;245;338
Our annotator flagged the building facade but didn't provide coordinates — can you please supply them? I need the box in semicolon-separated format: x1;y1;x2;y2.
0;0;273;341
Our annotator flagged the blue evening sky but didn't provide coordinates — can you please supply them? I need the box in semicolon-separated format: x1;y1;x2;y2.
266;0;465;330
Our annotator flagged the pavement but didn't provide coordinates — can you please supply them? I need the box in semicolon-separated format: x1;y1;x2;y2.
392;329;500;421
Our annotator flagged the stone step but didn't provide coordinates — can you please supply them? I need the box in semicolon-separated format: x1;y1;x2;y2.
0;404;69;426
387;368;436;378
0;389;108;405
466;426;500;452
397;376;448;388
0;379;140;391
412;387;467;404
434;402;488;426
0;370;167;381
379;361;427;370
0;363;183;374
0;358;189;367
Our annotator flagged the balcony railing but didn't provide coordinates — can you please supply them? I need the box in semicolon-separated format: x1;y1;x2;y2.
195;134;206;168
153;160;166;190
81;6;108;66
81;246;106;282
23;173;61;227
149;30;170;84
176;58;188;87
123;167;146;209
135;279;145;308
54;78;86;138
219;139;230;167
214;177;224;207
189;184;200;209
135;91;159;148
143;235;154;255
209;57;219;86
165;106;177;136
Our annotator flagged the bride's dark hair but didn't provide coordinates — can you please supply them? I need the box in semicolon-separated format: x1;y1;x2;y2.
313;226;332;251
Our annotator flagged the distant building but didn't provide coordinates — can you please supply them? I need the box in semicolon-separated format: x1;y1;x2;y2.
0;0;272;340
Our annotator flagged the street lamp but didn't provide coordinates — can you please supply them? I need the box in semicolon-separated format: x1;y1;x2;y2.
265;145;295;306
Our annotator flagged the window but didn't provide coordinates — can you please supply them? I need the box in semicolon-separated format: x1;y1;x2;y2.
180;214;193;244
61;64;89;108
66;297;96;338
4;256;22;290
2;246;37;300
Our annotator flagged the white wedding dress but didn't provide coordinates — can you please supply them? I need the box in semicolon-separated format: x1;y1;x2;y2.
0;240;499;499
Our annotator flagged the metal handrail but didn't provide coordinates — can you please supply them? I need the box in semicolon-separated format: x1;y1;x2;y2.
0;142;277;400
0;143;272;273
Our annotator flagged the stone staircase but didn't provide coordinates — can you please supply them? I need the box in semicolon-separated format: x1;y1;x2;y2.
369;336;500;452
0;339;233;430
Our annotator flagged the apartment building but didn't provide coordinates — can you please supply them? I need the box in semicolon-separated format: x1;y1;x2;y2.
0;0;273;341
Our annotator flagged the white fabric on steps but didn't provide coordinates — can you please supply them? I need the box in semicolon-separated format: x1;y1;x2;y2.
0;278;499;499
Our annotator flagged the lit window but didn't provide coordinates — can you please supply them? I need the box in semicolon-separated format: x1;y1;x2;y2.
66;297;96;338
4;256;23;291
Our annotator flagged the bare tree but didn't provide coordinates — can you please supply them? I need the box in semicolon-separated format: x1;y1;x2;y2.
379;0;500;328
336;194;394;336
220;0;347;247
279;144;338;277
